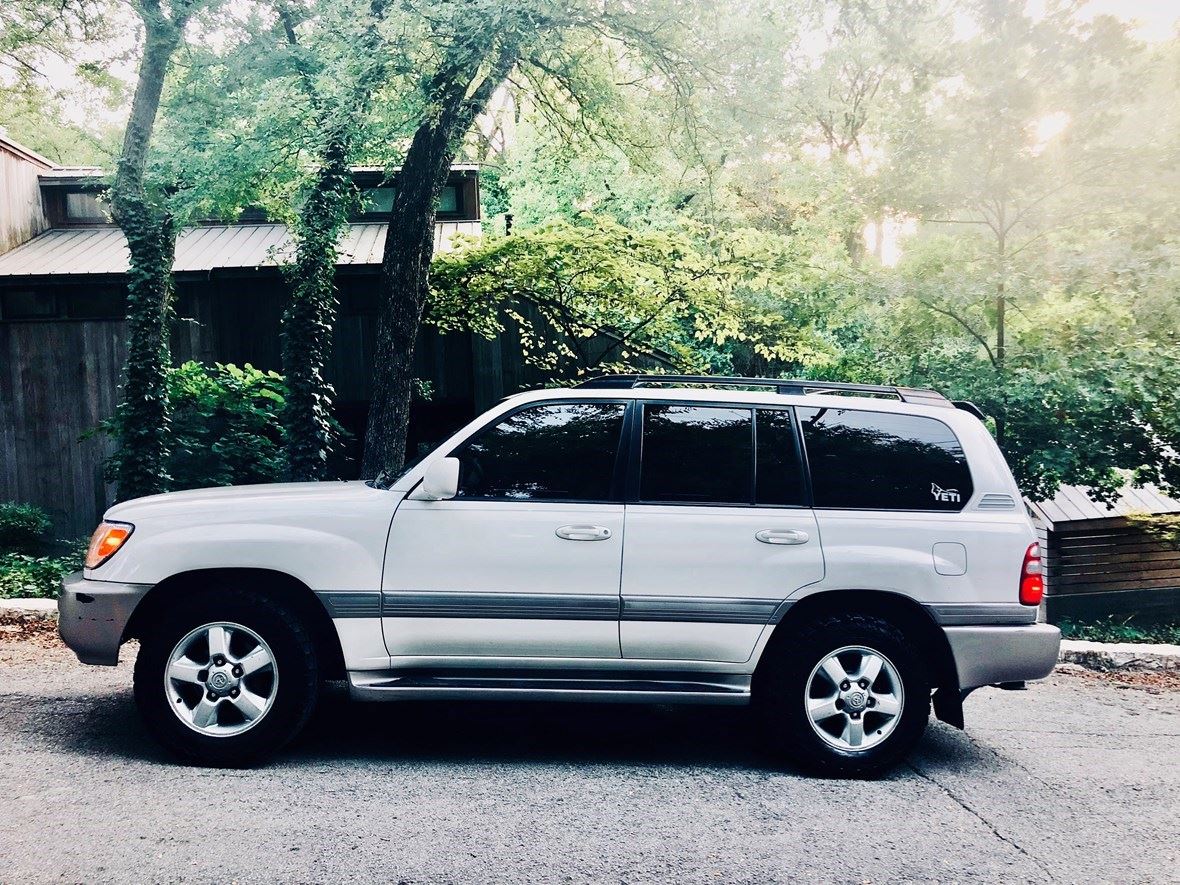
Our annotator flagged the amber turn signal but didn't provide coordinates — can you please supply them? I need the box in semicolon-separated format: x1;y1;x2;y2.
85;521;134;569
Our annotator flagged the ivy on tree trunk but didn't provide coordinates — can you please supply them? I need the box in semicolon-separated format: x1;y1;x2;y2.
280;132;351;480
109;0;202;500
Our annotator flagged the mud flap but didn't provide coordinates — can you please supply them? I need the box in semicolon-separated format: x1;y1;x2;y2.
932;686;965;729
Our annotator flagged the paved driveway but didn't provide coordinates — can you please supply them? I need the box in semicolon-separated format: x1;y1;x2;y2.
0;638;1177;884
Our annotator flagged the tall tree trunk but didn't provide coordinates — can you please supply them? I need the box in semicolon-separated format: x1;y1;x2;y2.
280;0;391;480
281;132;352;480
361;50;518;478
109;3;192;500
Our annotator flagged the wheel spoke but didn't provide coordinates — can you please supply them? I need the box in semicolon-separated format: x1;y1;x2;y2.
872;692;901;716
819;656;848;688
168;656;204;685
231;688;268;722
841;717;865;748
237;645;273;677
206;625;230;660
808;696;842;722
190;696;220;729
858;654;884;685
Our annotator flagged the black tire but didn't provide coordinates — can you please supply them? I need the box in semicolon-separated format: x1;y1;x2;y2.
755;614;930;778
133;586;319;767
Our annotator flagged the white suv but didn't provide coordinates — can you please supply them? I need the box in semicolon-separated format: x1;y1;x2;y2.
60;375;1060;775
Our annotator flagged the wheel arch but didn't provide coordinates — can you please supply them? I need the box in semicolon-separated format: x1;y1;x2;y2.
122;568;346;680
757;589;964;727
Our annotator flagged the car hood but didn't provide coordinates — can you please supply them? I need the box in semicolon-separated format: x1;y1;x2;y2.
104;480;378;522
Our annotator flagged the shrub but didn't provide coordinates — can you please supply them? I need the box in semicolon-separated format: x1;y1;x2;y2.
97;361;290;492
1058;617;1180;646
0;502;52;553
0;552;83;599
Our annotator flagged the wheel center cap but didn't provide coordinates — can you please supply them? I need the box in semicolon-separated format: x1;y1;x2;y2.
844;689;867;711
208;671;233;692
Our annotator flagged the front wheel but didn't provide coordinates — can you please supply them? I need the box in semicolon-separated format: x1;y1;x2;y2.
756;614;930;777
133;587;319;767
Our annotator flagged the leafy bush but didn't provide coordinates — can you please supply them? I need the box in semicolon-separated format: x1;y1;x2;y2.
0;551;83;600
0;502;53;553
97;361;289;492
1058;617;1180;646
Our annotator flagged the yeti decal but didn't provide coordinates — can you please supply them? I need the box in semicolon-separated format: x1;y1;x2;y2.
931;483;961;503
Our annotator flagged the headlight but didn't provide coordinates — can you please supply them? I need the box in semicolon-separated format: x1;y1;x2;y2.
85;521;134;569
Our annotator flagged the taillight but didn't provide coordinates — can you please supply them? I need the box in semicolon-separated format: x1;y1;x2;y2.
1019;542;1043;606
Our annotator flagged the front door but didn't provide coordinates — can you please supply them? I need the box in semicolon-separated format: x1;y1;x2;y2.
382;400;628;659
620;403;825;662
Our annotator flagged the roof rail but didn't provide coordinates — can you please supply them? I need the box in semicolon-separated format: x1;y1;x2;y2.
574;374;954;408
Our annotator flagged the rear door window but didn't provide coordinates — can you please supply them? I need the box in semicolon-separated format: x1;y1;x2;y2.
798;407;973;511
638;404;806;506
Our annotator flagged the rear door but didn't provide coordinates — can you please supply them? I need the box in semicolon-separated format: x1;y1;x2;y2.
382;400;628;659
619;402;825;662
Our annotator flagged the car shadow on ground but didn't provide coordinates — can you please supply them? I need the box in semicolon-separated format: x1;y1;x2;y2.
15;682;993;777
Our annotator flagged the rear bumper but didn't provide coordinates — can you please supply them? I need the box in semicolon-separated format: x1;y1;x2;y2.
944;623;1061;690
58;572;152;666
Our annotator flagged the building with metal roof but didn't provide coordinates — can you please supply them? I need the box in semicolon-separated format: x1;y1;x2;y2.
0;142;520;533
1027;484;1180;626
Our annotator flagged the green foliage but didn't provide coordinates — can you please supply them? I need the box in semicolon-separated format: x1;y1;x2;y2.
98;362;288;492
430;216;839;377
1057;617;1180;646
0;503;53;554
111;197;177;499
1126;513;1180;550
282;138;355;481
0;549;85;600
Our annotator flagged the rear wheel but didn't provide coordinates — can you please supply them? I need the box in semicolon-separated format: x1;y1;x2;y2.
134;587;318;767
756;614;930;777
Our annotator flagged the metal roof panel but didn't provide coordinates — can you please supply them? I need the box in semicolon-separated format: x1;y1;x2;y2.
0;221;481;278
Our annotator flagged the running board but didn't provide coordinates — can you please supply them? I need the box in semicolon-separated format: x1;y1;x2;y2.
348;669;752;705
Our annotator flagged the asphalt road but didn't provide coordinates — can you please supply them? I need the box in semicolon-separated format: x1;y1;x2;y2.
1;638;1177;884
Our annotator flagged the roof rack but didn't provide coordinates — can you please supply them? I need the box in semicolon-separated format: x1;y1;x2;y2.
574;374;955;409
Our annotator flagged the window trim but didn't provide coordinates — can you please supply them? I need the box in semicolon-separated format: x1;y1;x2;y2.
443;398;632;505
626;399;811;510
796;406;975;513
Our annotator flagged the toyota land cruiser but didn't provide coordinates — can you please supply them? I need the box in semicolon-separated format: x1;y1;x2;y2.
59;375;1060;775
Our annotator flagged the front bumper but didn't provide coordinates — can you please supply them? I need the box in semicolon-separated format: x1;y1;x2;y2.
944;623;1061;691
58;572;152;666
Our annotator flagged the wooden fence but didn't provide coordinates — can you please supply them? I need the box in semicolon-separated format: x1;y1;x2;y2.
1043;517;1180;625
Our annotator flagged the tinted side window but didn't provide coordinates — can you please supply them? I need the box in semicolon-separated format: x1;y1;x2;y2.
641;405;752;504
453;402;625;501
756;409;806;506
798;408;973;511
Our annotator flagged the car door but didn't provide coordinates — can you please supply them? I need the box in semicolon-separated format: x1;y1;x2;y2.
382;399;628;659
620;402;825;663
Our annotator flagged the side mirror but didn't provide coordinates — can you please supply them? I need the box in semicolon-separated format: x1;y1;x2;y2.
411;457;460;501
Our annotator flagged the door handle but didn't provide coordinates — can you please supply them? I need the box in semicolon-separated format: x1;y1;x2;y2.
556;524;612;541
755;529;809;545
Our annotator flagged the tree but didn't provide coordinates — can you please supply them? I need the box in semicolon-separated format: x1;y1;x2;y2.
277;0;399;480
914;0;1139;443
109;0;214;499
361;0;703;477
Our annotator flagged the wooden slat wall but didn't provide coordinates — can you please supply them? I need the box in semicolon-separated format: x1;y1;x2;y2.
0;147;50;255
3;268;680;536
1044;517;1180;625
0;320;124;536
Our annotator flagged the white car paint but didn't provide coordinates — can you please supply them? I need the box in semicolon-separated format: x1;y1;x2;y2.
82;384;1040;680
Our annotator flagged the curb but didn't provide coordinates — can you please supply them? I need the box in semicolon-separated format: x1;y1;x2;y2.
1059;638;1180;672
0;598;57;623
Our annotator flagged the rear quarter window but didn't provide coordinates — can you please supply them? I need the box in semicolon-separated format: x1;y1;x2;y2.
798;407;973;511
